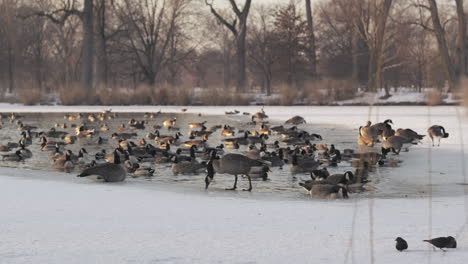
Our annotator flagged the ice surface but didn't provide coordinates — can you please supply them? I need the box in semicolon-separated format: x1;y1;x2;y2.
1;105;468;263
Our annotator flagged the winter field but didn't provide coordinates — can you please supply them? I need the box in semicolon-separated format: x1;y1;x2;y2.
1;105;468;263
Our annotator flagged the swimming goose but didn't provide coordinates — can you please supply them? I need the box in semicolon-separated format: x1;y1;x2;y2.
18;140;32;159
290;154;321;175
221;125;235;137
129;120;145;130
205;151;269;191
311;183;349;199
100;123;110;131
54;150;75;172
285;116;306;125
2;150;23;161
427;125;449;146
111;132;137;140
78;149;127;182
171;156;206;175
183;134;208;148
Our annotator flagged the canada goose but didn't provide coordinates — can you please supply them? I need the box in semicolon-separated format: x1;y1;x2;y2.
382;124;395;140
290;154;320;175
111;132;137;140
326;171;354;185
78;149;127;182
0;144;11;152
205;151;268;191
155;132;182;145
97;136;108;145
134;166;155;177
18;141;32;159
2;150;23;161
189;121;206;129
261;149;285;168
95;149;107;160
382;135;415;155
311;183;349;199
244;145;263;160
189;129;212;138
100;123;110;131
246;165;269;180
163;118;177;127
63;135;76;144
395;128;425;142
54;150;75;172
224;141;240;149
225;110;240;115
248;133;268;145
39;128;68;138
223;131;250;145
350;152;384;166
285;116;306;125
359;121;381;145
253;108;268;120
183;134;208;148
427;125;449;146
117;124;127;132
171;156;206;175
130;120;145;130
221;125;235;137
17;121;37;131
370;119;393;134
75;126;95;137
40;136;66;147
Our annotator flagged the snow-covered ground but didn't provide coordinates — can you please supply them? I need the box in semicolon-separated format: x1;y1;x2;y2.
1;105;468;263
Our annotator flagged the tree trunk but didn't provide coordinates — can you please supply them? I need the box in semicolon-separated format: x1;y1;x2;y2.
367;0;393;92
237;22;247;93
96;0;108;88
352;28;359;84
428;0;455;91
305;0;317;77
7;42;14;93
82;0;94;100
455;0;467;81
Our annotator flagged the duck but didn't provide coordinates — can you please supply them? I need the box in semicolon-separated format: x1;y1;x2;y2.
427;125;449;146
78;149;127;182
189;121;207;129
221;125;235;137
163;118;177;127
205;151;269;191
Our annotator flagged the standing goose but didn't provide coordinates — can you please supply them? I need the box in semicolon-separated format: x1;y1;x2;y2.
395;128;425;142
285;116;306;125
427;125;449;146
205;151;268;191
382;135;415;155
78;149;127;182
370;119;393;135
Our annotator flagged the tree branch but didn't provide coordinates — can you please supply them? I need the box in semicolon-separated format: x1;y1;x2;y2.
205;0;238;35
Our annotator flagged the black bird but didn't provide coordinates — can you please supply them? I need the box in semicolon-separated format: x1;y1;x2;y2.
395;237;408;252
423;236;457;251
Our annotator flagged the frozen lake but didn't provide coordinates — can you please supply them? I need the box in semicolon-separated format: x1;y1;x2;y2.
1;105;468;263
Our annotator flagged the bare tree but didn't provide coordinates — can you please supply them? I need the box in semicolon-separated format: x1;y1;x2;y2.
305;0;317;77
205;0;252;92
247;5;279;95
426;0;455;91
455;0;467;80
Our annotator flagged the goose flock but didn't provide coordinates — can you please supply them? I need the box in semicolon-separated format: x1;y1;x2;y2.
0;109;449;199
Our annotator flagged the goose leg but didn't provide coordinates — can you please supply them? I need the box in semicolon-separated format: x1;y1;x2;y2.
226;175;238;190
243;174;252;192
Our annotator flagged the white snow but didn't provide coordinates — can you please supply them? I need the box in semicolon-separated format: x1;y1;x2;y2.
1;105;468;263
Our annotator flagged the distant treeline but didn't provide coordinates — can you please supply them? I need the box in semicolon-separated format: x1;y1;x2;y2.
0;0;466;105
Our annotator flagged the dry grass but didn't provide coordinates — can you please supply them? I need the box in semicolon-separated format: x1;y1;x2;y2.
303;79;357;104
17;88;43;105
424;88;444;106
459;78;468;108
197;88;253;105
58;83;90;105
278;84;299;105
